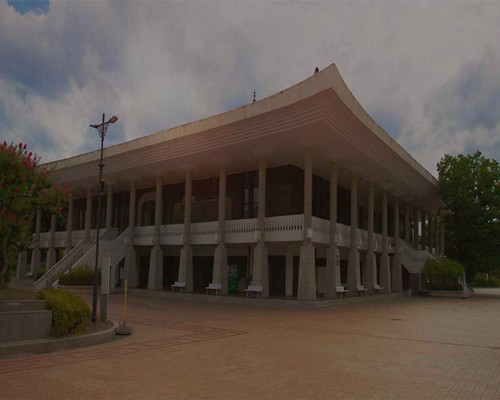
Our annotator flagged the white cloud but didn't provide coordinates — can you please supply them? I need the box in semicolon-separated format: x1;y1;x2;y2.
1;0;500;176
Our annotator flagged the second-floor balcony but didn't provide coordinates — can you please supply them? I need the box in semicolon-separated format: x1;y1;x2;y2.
40;214;395;252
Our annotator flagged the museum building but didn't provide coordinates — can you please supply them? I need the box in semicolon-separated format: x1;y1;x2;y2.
21;64;444;301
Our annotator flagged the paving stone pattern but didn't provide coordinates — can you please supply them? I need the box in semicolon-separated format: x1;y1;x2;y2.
1;289;499;399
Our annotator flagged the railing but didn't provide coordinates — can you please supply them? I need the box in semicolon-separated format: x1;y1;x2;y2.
101;228;128;271
162;224;183;245
226;218;257;243
265;215;303;242
134;226;155;246
400;240;434;273
38;229;99;249
69;228;119;272
191;221;218;245
32;215;403;252
34;240;93;290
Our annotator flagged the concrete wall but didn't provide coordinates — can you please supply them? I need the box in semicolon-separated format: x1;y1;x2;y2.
0;301;52;343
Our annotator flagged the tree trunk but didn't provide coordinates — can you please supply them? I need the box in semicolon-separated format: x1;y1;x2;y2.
0;240;9;288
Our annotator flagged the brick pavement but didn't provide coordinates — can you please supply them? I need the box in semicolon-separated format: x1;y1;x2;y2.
1;289;499;399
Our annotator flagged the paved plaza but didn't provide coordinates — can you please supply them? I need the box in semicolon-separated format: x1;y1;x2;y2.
1;289;500;399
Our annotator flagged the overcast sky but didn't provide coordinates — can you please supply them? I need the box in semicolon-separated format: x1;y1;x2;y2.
1;0;499;176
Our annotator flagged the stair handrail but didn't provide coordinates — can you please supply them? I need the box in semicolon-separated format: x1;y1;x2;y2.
34;240;93;290
400;239;434;273
67;228;119;273
100;228;129;268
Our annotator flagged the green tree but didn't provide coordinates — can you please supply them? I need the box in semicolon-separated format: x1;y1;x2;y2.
437;151;500;278
0;141;67;287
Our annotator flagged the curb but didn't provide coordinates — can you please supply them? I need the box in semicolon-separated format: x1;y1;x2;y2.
0;319;119;358
129;289;406;309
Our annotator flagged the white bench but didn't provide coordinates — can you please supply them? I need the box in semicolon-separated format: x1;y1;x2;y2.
374;284;384;293
357;285;368;296
205;283;222;295
336;286;348;297
171;281;186;292
245;285;263;298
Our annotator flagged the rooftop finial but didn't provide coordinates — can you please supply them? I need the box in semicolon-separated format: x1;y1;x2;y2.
253;90;256;103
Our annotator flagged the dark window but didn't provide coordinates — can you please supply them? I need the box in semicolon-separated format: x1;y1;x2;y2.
337;186;351;225
243;171;258;219
266;165;303;217
313;175;329;219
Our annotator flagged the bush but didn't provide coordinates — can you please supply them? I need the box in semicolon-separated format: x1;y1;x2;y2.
470;273;500;288
35;267;46;281
59;266;99;286
37;288;91;337
423;258;464;290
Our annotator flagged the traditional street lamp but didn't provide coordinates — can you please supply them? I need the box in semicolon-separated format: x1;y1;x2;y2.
90;114;118;323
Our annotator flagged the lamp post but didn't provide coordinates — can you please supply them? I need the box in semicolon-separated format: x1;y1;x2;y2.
90;114;118;323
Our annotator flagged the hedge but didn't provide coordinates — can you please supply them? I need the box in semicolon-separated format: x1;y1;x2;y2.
470;273;500;288
59;266;99;286
35;267;46;281
423;258;464;291
37;288;91;337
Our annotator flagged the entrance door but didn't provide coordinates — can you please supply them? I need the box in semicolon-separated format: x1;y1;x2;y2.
193;256;213;292
137;253;150;288
268;256;286;297
163;256;180;289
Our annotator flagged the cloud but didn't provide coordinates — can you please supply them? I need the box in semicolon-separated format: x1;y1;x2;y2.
424;48;500;164
0;0;499;177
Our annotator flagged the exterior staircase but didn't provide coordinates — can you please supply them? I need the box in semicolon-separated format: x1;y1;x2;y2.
399;239;435;274
34;228;125;290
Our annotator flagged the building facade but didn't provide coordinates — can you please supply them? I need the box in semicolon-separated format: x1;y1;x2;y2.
20;64;444;301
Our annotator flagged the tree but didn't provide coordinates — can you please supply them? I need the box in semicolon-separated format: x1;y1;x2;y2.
0;141;67;287
437;151;500;279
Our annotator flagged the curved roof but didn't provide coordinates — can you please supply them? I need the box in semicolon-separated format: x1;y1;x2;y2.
48;63;440;211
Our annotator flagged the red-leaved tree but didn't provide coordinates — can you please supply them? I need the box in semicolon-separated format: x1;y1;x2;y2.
0;142;67;287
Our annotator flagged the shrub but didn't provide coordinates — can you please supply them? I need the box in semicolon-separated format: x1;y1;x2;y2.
470;273;500;288
37;288;91;337
423;258;464;290
35;267;46;281
59;266;99;286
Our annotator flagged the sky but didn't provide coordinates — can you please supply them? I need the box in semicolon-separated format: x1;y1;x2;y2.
1;0;499;176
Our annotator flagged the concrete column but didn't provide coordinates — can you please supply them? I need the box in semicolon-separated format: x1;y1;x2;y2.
285;244;293;296
179;170;194;292
421;211;427;252
148;176;163;290
250;159;269;298
105;184;113;231
440;220;445;256
84;188;92;242
365;182;376;294
391;196;403;292
30;208;41;276
380;191;391;293
65;191;73;255
212;165;229;294
347;173;360;295
298;150;316;301
435;217;440;255
124;180;137;287
413;206;419;249
46;214;57;269
428;215;434;254
404;203;411;241
325;162;340;298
